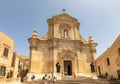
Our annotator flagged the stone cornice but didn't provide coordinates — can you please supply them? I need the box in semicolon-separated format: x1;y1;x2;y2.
28;37;40;45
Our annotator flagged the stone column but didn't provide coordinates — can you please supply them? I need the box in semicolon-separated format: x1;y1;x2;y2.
29;45;38;73
52;41;58;73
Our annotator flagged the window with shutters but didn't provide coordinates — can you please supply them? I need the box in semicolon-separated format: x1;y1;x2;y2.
3;47;9;57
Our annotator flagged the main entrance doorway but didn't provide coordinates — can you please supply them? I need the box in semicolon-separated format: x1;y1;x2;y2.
64;61;72;75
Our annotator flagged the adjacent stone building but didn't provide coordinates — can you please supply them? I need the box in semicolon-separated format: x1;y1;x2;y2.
0;32;14;78
95;35;120;79
12;52;28;80
0;32;28;81
28;13;97;79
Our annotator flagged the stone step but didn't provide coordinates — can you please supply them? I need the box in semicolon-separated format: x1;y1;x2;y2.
23;76;120;84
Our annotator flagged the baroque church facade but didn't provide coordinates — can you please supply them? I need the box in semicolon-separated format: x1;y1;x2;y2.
28;13;97;78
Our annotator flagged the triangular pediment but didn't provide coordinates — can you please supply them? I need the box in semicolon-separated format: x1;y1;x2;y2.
52;13;77;21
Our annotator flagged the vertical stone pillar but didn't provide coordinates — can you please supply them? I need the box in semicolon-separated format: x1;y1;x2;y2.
53;41;58;73
76;50;80;75
29;45;38;73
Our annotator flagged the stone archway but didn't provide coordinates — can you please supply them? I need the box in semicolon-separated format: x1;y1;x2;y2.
57;49;77;75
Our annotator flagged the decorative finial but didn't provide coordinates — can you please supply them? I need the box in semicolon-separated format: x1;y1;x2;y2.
32;29;38;38
89;35;94;43
62;9;66;13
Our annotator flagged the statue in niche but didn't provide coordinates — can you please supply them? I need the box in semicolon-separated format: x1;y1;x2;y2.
90;62;95;73
56;62;61;73
64;29;68;38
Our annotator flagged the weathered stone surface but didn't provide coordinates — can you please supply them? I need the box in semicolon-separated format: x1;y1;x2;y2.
28;13;97;79
0;32;14;78
95;35;120;79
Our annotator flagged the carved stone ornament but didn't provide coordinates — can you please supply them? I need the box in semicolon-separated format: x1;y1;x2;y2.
58;50;77;59
59;24;71;29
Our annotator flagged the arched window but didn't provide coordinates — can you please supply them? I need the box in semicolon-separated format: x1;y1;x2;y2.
64;29;68;38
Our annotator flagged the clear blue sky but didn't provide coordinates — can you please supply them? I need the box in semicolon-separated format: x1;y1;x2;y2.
0;0;120;57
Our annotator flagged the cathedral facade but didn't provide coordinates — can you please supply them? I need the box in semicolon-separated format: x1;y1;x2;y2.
28;13;97;79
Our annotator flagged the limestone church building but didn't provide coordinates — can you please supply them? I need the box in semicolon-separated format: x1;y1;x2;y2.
28;13;97;79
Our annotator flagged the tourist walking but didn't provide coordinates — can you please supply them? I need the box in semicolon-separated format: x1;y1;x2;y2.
48;76;51;84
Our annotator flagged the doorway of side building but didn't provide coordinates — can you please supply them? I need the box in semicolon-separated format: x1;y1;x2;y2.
98;66;101;76
117;70;120;80
64;60;72;75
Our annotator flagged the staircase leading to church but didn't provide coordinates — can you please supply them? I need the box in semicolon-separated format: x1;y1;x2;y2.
23;76;120;84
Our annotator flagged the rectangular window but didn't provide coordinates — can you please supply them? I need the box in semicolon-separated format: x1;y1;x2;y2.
0;66;6;76
3;47;9;57
107;58;110;66
119;48;120;56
